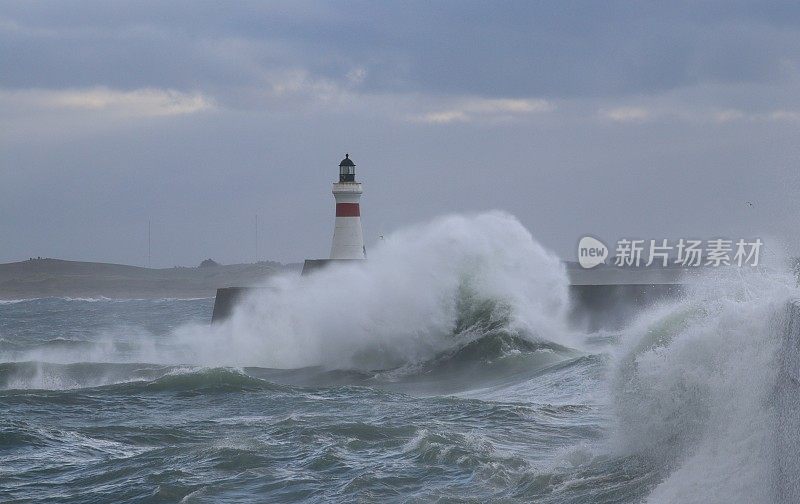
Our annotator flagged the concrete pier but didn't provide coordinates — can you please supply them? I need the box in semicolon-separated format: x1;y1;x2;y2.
211;287;255;323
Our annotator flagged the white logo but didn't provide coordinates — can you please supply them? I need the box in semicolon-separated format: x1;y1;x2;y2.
578;236;608;269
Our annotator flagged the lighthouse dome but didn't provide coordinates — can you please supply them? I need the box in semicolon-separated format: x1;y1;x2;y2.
339;154;355;167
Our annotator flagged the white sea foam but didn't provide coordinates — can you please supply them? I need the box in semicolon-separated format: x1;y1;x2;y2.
0;298;38;304
0;296;213;304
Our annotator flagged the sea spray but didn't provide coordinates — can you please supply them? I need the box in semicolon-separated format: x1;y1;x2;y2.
178;211;571;369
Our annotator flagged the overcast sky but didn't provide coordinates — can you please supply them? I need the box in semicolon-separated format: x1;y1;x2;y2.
1;1;799;267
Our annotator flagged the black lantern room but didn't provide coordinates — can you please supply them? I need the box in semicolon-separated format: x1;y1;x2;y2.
339;153;356;182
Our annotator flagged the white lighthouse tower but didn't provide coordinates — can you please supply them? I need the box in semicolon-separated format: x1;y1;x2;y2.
329;154;366;259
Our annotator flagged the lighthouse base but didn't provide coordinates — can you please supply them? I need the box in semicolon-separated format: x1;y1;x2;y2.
300;258;364;276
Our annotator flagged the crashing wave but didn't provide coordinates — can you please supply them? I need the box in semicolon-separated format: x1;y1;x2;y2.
611;270;800;504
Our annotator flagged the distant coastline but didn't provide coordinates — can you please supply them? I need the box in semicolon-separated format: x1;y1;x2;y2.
0;258;301;300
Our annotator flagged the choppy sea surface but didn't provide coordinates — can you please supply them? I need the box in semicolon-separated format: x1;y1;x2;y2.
2;213;799;503
1;297;629;503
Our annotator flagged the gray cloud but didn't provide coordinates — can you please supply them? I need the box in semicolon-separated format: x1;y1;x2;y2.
3;1;800;100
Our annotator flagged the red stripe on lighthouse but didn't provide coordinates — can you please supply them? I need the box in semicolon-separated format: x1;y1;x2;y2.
336;203;360;217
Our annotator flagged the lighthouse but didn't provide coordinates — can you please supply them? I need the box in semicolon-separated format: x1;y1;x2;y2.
296;154;366;276
329;154;366;259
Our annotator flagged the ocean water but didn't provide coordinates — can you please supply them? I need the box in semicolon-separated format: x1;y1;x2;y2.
1;212;799;503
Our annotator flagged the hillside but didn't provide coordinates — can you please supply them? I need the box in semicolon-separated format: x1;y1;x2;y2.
0;258;301;299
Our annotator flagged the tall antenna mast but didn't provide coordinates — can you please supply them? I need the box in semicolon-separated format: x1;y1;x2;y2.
148;220;151;268
255;213;259;263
